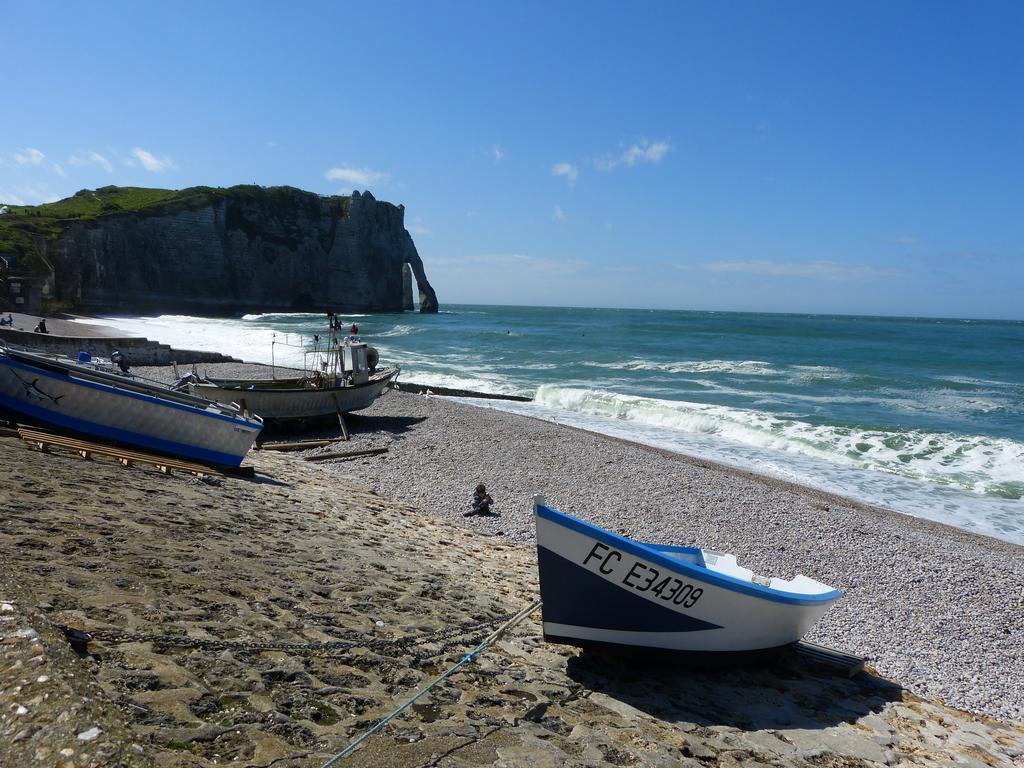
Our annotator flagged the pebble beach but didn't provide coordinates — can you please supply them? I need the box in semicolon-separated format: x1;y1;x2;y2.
1;358;1023;767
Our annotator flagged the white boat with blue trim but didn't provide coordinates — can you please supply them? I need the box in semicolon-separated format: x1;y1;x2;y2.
0;345;262;467
534;496;842;656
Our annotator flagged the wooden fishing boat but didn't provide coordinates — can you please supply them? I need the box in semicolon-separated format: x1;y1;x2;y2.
0;345;262;467
534;496;842;656
186;317;397;422
191;367;398;421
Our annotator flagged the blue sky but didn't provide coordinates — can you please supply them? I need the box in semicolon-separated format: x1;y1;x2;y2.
1;1;1021;319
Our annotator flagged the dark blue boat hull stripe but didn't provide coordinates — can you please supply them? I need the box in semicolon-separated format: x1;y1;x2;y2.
537;545;722;633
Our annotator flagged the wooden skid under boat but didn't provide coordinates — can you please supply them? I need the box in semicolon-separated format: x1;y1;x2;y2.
18;426;225;477
534;497;842;656
189;368;398;421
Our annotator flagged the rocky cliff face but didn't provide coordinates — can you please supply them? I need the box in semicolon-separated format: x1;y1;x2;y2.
44;187;438;313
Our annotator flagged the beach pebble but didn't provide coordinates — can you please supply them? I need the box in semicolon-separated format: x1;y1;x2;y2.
6;628;40;641
76;726;101;741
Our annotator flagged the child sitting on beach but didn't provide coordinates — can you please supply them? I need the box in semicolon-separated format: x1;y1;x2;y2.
465;484;494;516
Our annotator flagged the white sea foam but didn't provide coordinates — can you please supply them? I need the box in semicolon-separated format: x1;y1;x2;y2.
72;315;313;368
532;386;1024;499
583;358;780;376
374;324;423;337
240;312;339;322
581;359;852;386
939;375;1020;388
398;371;524;396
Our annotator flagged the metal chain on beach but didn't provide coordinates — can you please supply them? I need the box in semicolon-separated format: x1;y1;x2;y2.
54;608;532;658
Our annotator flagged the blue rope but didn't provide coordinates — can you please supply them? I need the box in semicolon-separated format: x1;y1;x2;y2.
319;599;541;767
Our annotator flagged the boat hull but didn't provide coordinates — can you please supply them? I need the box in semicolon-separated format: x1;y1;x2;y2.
190;370;397;421
535;504;841;654
0;354;261;466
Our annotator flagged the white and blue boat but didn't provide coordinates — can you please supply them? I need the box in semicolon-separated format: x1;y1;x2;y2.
534;496;842;656
0;345;262;467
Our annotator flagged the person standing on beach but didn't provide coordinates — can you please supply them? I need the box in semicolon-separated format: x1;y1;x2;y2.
465;484;494;516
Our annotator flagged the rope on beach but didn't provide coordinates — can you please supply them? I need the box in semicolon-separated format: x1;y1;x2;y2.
53;608;530;657
319;598;543;767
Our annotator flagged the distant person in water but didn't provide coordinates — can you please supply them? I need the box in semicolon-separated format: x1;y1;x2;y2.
465;484;494;517
34;319;48;334
350;322;359;336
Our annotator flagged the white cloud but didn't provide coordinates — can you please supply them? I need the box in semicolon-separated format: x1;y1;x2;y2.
492;144;504;161
426;253;587;273
552;206;566;222
51;162;66;177
407;217;431;236
893;235;919;245
0;184;60;205
594;140;672;171
69;150;114;173
14;147;45;165
465;210;479;219
324;165;389;189
131;147;176;172
552;162;578;186
702;260;900;281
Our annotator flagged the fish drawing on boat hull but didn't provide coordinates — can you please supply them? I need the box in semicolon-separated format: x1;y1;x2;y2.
11;371;64;405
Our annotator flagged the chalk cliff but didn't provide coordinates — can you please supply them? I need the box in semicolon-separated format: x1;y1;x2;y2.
5;185;438;314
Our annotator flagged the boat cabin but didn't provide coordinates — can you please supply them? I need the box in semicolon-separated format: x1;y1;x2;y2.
342;341;370;385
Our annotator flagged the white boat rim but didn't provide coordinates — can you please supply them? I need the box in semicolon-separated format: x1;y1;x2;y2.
536;502;842;606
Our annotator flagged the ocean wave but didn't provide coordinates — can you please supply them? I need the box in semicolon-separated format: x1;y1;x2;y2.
241;312;336;321
938;374;1022;389
400;371;527;396
877;388;1017;416
583;358;779;375
374;324;424;337
533;385;1024;499
581;358;852;384
78;315;307;367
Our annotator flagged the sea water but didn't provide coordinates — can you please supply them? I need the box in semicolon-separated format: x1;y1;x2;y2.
75;306;1024;544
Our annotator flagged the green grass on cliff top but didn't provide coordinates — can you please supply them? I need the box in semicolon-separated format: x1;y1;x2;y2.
0;185;351;276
